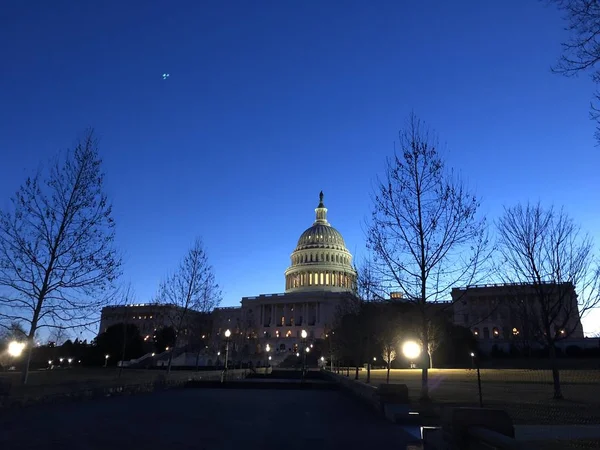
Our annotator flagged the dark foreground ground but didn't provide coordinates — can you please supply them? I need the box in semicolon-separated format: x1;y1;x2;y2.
0;387;413;449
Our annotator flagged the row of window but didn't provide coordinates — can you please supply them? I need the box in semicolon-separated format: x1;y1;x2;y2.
303;234;341;245
286;271;353;289
473;326;566;339
293;252;349;265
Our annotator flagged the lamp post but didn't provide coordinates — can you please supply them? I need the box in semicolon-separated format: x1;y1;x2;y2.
402;341;421;369
223;329;231;382
104;354;110;367
265;344;270;374
217;351;221;367
471;352;483;407
301;329;308;381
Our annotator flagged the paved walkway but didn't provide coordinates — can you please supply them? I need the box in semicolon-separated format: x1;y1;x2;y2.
0;388;414;449
516;425;600;441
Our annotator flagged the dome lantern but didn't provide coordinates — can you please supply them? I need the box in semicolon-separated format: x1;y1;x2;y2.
314;191;328;225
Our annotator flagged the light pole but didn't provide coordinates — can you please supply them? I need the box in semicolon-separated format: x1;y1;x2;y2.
104;354;110;367
265;344;270;374
471;352;483;407
301;329;308;381
217;351;221;367
223;329;231;382
402;341;421;369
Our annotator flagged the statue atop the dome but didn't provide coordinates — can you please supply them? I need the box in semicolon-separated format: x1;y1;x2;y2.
318;191;324;207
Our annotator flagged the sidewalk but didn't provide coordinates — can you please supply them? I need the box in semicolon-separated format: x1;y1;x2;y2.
515;424;600;441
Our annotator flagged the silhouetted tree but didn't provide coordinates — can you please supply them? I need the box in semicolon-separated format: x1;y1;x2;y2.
497;203;600;398
96;323;144;365
550;0;600;142
155;238;221;373
0;130;121;383
47;328;71;346
367;114;488;400
154;326;177;353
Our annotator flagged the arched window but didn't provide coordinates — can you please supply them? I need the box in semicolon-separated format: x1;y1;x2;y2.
483;327;490;339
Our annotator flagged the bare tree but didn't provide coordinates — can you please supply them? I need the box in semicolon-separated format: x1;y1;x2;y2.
497;202;600;398
0;130;121;383
47;327;70;346
367;113;488;400
155;238;221;374
381;345;397;384
549;0;600;141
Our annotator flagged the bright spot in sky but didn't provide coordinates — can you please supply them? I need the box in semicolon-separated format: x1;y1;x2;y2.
162;73;170;80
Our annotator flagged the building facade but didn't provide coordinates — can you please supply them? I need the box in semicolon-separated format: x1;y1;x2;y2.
98;303;206;346
209;192;358;356
452;282;585;352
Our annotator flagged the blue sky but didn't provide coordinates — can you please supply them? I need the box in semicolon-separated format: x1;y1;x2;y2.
1;1;599;336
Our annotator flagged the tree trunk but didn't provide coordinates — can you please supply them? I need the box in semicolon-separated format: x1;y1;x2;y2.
421;314;430;400
549;344;563;399
21;338;35;384
366;362;371;383
118;323;127;379
386;362;390;384
354;365;359;380
166;350;174;375
428;350;433;369
346;365;349;377
195;351;201;371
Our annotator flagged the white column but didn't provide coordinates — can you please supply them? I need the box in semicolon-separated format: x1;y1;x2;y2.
303;303;307;326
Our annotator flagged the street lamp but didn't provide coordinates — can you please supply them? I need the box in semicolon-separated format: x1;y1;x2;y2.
67;358;72;366
265;344;271;373
301;329;308;381
104;354;110;367
223;329;231;382
470;351;483;407
402;341;421;369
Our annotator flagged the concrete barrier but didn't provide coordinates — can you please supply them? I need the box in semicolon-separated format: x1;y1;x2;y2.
325;371;380;411
440;407;520;450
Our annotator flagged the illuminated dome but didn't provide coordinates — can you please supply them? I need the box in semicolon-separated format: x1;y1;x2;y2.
285;192;357;293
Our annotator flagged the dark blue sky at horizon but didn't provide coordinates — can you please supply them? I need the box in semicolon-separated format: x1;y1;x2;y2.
1;1;599;336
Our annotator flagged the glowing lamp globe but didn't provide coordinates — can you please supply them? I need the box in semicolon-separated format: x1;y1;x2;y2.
265;344;270;352
402;341;421;360
8;341;25;357
224;329;231;338
301;329;307;339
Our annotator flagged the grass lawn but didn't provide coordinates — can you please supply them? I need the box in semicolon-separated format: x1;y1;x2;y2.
0;367;219;402
348;368;600;425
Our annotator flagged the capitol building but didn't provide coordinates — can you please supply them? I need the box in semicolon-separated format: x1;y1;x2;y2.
212;192;359;354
